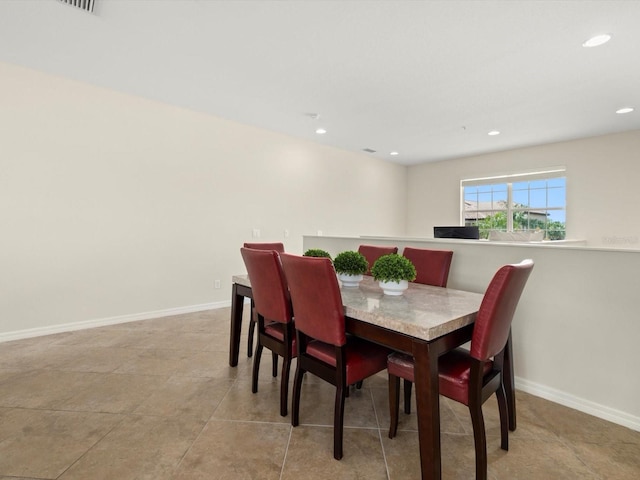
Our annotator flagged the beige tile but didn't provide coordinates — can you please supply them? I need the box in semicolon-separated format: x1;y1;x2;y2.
113;348;195;376
0;370;103;409
134;376;233;420
0;408;123;479
0;342;77;371
3;308;640;480
50;326;140;348
488;436;601;479
282;425;388;480
174;419;290;480
567;437;640;480
0;369;21;384
371;386;467;435
381;430;423;479
59;415;205;480
293;381;380;429
0;477;42;480
57;373;169;413
172;350;240;379
445;392;542;442
211;378;291;424
523;393;640;446
118;330;221;351
0;407;34;441
384;423;497;479
234;351;295;383
43;345;135;373
0;341;55;370
175;310;233;334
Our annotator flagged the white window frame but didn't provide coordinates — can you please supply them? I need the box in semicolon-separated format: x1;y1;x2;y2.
460;168;566;239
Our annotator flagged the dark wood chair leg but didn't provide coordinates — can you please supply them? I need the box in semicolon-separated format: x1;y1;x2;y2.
496;383;509;451
403;379;413;414
504;331;517;432
334;384;346;460
355;380;363;389
292;366;304;427
229;284;244;367
469;400;488;480
272;352;278;377
280;356;292;417
247;301;257;357
388;373;401;438
252;343;263;394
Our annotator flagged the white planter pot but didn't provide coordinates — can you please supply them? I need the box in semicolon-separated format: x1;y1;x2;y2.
338;273;363;287
379;279;409;296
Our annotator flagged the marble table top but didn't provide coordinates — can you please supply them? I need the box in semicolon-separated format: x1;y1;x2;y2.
232;274;484;342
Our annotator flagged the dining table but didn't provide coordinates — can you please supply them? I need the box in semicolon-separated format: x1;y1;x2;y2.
228;274;517;480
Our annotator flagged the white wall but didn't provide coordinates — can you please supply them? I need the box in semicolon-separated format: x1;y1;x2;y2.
304;235;640;432
0;62;406;337
406;130;640;248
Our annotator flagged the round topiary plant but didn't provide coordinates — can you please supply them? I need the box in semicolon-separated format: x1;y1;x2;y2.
371;254;417;283
333;250;368;276
303;248;332;260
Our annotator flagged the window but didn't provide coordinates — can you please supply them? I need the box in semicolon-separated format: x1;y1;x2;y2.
461;169;566;240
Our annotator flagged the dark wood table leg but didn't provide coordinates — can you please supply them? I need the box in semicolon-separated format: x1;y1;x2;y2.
503;330;516;431
412;341;441;480
229;283;244;367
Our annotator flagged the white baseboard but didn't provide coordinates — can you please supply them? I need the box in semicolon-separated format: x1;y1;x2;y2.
516;376;640;432
0;300;232;343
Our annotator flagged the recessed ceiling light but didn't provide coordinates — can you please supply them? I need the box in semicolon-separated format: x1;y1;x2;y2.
616;107;635;114
315;128;327;134
582;34;611;48
488;130;500;136
390;151;399;156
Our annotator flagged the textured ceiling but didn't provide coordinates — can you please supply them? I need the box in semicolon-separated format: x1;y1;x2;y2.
1;0;639;165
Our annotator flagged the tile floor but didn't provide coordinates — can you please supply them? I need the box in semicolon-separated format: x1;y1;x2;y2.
1;307;639;479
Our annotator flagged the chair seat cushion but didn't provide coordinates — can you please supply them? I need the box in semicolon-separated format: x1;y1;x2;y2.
438;348;493;405
264;322;296;353
307;338;389;385
387;352;415;381
388;349;493;406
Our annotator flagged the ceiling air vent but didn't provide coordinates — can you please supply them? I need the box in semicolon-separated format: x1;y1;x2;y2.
58;0;95;13
362;148;377;153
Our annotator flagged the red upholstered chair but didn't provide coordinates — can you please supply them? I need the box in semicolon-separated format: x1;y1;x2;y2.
388;259;534;480
402;247;453;287
397;246;454;413
243;242;285;358
240;247;295;417
243;242;285;252
357;244;398;275
280;253;390;460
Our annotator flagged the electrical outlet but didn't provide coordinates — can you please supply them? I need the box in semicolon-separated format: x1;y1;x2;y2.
214;280;221;289
252;228;261;238
317;230;323;236
284;229;290;238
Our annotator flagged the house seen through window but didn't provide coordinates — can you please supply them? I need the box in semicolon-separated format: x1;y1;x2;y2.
461;170;566;240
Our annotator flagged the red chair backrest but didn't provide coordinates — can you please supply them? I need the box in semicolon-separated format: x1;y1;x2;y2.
402;247;453;287
243;242;285;253
471;259;534;361
240;248;291;324
280;253;347;347
357;245;398;275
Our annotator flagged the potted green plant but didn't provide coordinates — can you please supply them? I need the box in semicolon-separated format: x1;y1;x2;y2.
371;254;417;295
303;248;332;260
333;250;368;287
